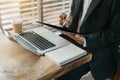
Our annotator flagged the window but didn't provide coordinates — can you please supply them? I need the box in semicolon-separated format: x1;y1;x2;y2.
0;0;71;31
20;0;39;27
0;0;39;30
41;0;71;25
0;1;20;30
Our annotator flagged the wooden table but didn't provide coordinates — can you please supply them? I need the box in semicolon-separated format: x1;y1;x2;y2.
0;36;92;80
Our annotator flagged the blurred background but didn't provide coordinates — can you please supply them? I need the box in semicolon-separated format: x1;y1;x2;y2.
0;0;72;34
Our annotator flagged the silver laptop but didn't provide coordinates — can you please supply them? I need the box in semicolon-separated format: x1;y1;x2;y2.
14;27;70;55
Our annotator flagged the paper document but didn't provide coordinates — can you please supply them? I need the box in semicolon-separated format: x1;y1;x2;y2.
45;43;87;66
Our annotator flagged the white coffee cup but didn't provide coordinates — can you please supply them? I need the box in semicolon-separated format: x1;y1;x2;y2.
12;18;23;33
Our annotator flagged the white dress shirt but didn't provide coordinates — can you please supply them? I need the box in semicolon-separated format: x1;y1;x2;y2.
81;0;92;24
77;0;92;47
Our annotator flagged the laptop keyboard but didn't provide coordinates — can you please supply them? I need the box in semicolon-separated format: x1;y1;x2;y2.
19;31;56;51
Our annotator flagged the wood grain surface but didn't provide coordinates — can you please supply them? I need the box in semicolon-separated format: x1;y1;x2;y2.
0;36;92;80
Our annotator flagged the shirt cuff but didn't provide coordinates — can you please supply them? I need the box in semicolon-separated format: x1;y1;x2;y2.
75;35;86;47
82;37;86;47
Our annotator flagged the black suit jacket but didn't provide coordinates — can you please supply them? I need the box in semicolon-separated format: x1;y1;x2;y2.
69;0;120;79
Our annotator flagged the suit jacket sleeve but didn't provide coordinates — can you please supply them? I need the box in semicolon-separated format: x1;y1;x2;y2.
84;0;120;52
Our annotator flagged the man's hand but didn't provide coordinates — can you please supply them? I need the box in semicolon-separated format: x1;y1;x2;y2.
59;12;73;26
59;13;84;45
59;12;67;26
62;32;84;45
75;34;84;45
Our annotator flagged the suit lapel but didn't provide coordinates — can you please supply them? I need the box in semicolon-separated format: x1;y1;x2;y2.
82;0;102;25
73;0;82;17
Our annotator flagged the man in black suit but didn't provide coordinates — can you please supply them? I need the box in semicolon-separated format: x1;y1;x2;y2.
57;0;120;80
